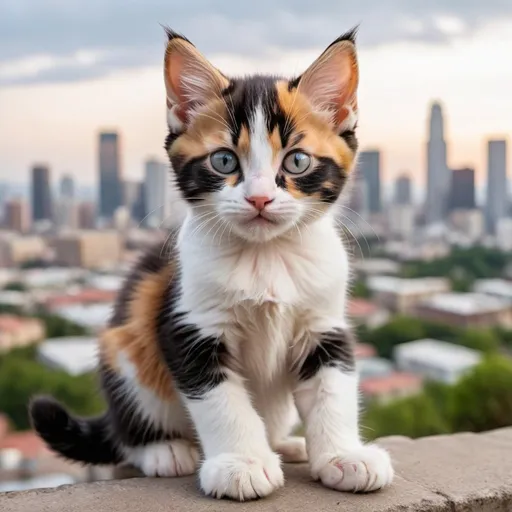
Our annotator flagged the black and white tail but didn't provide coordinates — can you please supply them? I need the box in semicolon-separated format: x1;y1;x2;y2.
29;396;121;465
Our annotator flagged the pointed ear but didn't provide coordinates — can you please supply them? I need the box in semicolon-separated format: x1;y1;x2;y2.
294;29;359;132
163;28;229;128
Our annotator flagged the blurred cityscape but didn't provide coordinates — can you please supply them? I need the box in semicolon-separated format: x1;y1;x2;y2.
0;99;511;492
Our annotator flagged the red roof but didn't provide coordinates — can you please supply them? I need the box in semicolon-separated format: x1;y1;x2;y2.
45;289;117;308
0;315;24;332
361;372;422;396
0;414;9;439
0;431;48;458
354;343;377;359
348;299;379;318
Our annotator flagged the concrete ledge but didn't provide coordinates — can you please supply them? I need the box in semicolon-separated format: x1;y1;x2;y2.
2;428;512;512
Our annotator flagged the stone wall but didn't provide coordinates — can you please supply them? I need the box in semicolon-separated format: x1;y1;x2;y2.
2;428;512;512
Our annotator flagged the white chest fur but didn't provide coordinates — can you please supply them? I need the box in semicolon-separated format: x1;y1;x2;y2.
176;215;350;385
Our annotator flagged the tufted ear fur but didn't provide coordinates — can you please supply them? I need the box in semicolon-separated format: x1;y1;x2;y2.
164;28;229;130
292;28;359;132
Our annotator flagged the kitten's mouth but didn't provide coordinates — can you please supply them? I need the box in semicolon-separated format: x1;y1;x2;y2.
246;213;276;225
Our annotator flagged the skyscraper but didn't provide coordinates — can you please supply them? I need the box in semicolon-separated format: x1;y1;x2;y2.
394;174;412;205
60;174;75;199
486;139;508;234
358;150;381;213
449;168;476;211
31;164;53;223
98;131;122;219
425;102;449;224
4;199;29;233
144;158;169;228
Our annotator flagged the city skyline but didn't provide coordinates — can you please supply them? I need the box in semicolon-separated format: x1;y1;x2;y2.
2;5;512;188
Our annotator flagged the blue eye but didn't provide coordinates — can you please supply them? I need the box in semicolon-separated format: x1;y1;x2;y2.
282;151;311;174
210;150;239;174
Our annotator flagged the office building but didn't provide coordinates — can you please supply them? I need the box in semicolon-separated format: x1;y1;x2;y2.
78;202;96;230
31;164;53;223
394;174;412;205
53;231;121;269
98;131;122;219
486;139;508;234
60;175;75;199
425;102;449;224
358;150;381;213
4;200;29;233
449;167;475;211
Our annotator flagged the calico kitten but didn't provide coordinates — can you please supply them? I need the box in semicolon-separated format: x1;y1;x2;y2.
29;27;394;500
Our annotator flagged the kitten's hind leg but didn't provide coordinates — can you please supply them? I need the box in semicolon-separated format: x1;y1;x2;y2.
262;390;308;463
123;439;200;477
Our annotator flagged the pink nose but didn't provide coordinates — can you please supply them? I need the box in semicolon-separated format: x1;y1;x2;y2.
245;196;274;211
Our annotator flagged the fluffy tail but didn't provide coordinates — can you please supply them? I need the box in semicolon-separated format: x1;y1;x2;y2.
29;396;122;465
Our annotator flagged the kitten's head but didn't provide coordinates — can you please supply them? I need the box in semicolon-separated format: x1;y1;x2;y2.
164;28;359;242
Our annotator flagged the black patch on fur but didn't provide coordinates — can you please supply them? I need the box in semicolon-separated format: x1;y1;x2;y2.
294;156;346;203
226;75;293;149
340;130;358;153
165;131;181;153
298;328;356;381
100;366;172;446
163;26;194;46
110;242;171;327
29;396;122;464
171;154;226;202
157;282;229;399
275;173;287;189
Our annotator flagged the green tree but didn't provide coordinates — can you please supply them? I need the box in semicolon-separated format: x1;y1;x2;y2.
458;329;500;354
0;347;104;430
363;393;450;440
351;278;370;299
449;356;512;433
362;316;426;359
3;282;27;292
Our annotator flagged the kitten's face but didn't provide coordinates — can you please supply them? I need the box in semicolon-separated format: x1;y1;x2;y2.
164;30;359;243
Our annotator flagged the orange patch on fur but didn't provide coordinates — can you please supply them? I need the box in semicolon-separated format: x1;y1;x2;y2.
275;81;356;174
99;264;177;402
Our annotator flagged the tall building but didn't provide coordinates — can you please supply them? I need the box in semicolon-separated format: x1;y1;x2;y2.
425;102;449;225
78;202;96;230
358;150;381;213
31;164;53;223
394;174;412;205
4;199;29;233
144;158;169;228
486;139;508;234
60;174;75;199
449;168;476;211
98;131;122;219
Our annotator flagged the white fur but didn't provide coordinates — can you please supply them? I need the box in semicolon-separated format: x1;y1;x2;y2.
116;352;193;438
124;439;199;477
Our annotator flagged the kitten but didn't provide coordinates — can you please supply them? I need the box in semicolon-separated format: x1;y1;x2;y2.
29;27;394;500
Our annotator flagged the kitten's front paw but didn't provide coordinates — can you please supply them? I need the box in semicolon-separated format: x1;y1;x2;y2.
312;444;394;492
200;452;284;501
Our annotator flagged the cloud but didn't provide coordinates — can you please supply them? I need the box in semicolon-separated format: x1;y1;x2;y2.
2;0;512;86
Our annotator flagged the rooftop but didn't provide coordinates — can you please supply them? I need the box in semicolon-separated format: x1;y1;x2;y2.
52;303;112;330
45;289;117;309
394;339;482;371
360;371;422;396
37;336;99;375
473;279;512;301
420;292;511;315
348;298;380;317
3;428;512;511
367;276;449;295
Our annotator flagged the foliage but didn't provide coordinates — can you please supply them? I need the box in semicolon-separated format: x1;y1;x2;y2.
2;282;27;292
35;311;89;338
0;346;104;430
401;246;512;290
363;357;512;440
359;316;501;359
351;278;370;299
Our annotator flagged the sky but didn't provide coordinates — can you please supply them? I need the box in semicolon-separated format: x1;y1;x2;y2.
1;1;512;191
